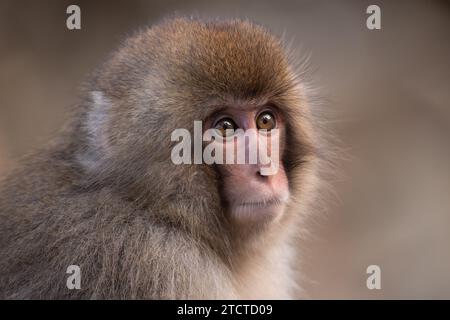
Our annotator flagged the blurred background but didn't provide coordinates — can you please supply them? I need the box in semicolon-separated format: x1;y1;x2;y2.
1;0;449;299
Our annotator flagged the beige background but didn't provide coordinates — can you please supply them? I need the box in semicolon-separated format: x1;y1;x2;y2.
1;0;450;298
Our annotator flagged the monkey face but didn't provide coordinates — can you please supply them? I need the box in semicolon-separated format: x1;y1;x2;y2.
205;105;290;224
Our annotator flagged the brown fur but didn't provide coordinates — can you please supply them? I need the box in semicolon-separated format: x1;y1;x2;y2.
0;17;320;299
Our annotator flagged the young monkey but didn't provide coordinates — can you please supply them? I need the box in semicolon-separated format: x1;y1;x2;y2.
0;17;321;299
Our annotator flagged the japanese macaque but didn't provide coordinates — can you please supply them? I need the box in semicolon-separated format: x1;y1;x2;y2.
0;17;322;299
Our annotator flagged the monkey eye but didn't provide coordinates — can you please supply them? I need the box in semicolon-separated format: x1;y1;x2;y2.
256;111;276;130
214;118;237;136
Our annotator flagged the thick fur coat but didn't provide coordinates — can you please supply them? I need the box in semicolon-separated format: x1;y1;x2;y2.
0;17;320;299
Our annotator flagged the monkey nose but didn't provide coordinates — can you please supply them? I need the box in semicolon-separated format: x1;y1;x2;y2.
256;167;271;180
256;171;271;183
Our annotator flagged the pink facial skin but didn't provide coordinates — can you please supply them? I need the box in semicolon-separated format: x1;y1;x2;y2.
206;106;290;224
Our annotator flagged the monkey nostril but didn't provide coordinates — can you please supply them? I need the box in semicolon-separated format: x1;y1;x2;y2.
256;169;268;179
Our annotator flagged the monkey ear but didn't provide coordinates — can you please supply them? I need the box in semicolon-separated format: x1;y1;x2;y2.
79;90;112;170
88;91;110;137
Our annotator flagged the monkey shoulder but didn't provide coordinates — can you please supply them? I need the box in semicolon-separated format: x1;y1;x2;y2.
0;150;232;298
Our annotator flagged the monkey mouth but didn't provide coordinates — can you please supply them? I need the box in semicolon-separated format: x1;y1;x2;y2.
231;196;288;223
238;197;285;209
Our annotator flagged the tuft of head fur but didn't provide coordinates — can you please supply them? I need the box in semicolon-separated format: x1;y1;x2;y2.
0;17;325;299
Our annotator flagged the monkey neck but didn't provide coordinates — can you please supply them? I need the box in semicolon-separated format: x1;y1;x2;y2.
228;221;298;298
226;216;287;254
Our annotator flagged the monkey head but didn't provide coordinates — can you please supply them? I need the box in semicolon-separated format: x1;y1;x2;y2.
78;17;318;234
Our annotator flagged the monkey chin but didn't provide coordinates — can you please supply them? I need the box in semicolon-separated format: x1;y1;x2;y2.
230;197;288;225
